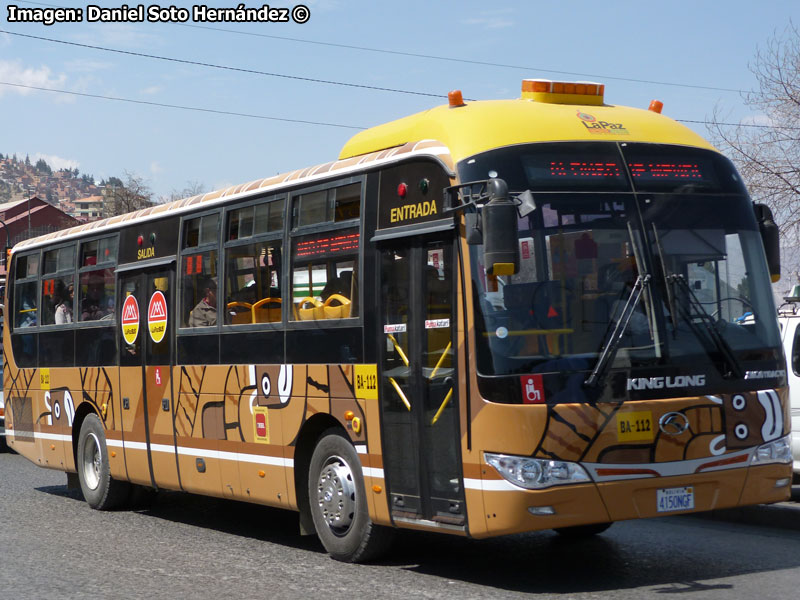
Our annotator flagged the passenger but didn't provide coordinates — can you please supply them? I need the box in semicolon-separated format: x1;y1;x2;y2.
188;278;217;327
18;294;37;327
81;277;108;321
54;282;74;324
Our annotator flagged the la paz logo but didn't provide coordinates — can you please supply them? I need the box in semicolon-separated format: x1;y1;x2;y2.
147;290;168;343
122;294;140;345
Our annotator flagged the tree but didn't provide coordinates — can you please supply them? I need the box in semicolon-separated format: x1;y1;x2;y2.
105;171;154;217
708;24;800;291
35;158;52;175
158;180;207;204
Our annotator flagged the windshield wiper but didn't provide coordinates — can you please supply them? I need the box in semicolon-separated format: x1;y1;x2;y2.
585;274;651;388
667;274;745;379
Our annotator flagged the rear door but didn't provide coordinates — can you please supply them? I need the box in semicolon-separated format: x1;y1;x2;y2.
118;264;179;489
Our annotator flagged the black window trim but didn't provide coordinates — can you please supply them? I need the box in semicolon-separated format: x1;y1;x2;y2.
224;193;287;242
11;249;42;333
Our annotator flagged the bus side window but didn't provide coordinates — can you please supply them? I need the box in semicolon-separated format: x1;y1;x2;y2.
78;268;116;322
14;253;39;329
77;236;118;323
181;250;218;327
180;212;220;329
290;232;359;322
41;245;76;326
224;241;282;325
224;199;284;326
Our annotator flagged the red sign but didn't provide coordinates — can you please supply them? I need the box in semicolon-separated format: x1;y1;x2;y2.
520;375;545;404
121;295;139;345
255;413;267;438
147;290;168;343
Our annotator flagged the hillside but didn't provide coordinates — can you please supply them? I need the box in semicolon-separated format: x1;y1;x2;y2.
0;153;103;208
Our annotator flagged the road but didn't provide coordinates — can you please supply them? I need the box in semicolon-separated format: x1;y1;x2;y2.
2;450;800;599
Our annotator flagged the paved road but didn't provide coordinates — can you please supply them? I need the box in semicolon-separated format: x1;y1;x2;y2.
2;450;800;599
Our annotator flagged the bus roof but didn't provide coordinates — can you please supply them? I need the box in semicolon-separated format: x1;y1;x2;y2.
339;81;715;162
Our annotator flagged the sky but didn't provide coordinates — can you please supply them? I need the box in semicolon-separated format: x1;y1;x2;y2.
1;0;799;200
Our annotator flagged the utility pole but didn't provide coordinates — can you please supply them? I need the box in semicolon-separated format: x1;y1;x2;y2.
27;185;34;236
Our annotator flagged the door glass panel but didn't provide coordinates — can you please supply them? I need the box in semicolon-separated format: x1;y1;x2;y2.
422;243;460;505
380;247;419;508
146;272;171;365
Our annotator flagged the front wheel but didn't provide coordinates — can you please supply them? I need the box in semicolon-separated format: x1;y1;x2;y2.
308;429;394;562
76;413;130;510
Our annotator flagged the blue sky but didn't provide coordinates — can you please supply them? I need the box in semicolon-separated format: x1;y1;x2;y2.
1;0;798;199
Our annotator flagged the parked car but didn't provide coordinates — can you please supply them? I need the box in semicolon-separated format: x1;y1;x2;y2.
777;285;800;482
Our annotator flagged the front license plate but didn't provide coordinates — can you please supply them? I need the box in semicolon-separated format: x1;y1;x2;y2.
656;486;695;513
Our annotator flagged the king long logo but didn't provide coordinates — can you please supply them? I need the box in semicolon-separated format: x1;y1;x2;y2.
576;110;629;135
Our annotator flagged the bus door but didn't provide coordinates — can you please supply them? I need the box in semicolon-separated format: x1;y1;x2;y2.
118;264;180;490
379;236;464;526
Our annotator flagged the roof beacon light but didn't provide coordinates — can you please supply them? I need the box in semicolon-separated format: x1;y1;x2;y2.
648;100;664;114
521;79;604;106
448;90;465;108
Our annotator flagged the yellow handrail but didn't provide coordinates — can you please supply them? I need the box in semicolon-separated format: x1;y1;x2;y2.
429;341;452;380
431;388;453;425
388;377;411;411
387;333;409;367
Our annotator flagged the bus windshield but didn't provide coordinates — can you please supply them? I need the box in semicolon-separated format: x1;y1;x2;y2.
461;143;782;382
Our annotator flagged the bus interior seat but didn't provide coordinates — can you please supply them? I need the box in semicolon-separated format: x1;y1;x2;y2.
253;297;281;323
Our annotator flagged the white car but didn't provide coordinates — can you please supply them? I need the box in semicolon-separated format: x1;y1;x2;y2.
778;290;800;481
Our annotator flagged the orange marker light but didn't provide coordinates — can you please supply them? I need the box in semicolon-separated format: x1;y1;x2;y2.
258;470;266;478
344;410;355;421
448;90;465;107
372;485;383;493
649;100;664;113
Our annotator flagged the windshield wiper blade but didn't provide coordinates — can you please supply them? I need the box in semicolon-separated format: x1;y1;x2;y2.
667;274;745;379
585;274;651;388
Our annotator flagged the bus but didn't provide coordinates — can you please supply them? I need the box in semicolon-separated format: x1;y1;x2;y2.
3;79;792;562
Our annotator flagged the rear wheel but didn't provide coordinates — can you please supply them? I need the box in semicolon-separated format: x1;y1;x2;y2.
554;522;613;538
308;429;394;562
77;414;130;510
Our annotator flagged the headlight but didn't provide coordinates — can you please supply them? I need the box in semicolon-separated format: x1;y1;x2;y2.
484;452;591;490
751;434;792;466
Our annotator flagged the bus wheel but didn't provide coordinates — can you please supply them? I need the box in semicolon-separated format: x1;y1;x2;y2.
308;429;393;562
553;522;613;538
77;414;130;510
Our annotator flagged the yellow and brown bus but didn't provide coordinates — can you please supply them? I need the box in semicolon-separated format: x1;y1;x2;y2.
4;79;792;562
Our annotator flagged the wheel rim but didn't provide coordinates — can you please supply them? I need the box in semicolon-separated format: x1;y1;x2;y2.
315;454;356;535
81;432;102;491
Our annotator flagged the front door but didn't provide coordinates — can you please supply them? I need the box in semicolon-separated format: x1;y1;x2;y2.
118;265;179;489
379;236;464;525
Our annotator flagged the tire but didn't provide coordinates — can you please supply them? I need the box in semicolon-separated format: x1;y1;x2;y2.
308;429;394;562
554;522;613;538
76;413;130;510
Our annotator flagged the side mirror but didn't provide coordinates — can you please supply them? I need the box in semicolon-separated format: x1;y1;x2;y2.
482;179;519;276
753;203;780;283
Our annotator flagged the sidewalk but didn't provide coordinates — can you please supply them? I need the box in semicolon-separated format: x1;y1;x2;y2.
692;486;800;531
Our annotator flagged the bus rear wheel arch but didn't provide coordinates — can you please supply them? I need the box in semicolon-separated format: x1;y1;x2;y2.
307;428;393;562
